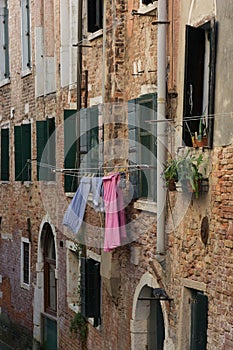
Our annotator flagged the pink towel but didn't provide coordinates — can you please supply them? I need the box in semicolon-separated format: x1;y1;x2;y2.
103;173;126;252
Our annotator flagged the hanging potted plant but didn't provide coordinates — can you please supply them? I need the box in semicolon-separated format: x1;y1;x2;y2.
192;115;208;148
162;157;179;191
176;152;207;198
162;151;208;197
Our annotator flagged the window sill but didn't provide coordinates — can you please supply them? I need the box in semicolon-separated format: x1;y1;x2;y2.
138;2;158;14
68;303;80;313
0;181;10;184
87;29;103;41
133;199;157;213
21;68;32;78
21;282;30;290
65;192;75;198
0;78;10;87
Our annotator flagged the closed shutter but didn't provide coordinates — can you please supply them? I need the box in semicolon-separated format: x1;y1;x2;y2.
128;99;140;199
183;25;205;146
64;110;78;192
37;118;55;181
190;292;208;350
21;124;31;181
48;117;56;181
14;126;23;181
15;124;31;181
81;258;101;326
88;106;99;171
4;5;9;78
1;128;9;181
21;0;31;70
36;120;47;180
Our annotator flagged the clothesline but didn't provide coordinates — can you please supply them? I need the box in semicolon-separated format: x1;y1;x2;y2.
54;164;157;174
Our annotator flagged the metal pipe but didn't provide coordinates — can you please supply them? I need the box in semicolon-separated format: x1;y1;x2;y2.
156;0;167;260
76;0;82;171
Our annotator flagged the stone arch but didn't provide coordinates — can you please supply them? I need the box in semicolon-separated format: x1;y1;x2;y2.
131;272;174;350
33;213;58;348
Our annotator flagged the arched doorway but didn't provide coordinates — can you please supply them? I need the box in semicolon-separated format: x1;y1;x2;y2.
131;273;170;350
41;223;57;350
33;219;58;350
132;285;165;350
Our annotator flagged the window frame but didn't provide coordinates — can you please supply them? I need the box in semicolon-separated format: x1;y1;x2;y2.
182;20;217;148
21;0;31;74
20;237;31;289
128;93;157;201
0;0;10;81
87;0;103;34
64;107;101;193
43;225;57;317
80;257;101;327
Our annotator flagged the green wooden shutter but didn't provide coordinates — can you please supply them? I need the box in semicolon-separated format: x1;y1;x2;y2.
21;124;31;181
1;128;9;181
88;106;99;172
48;117;56;181
81;258;101;326
80;108;88;172
14;126;23;181
36;120;47;180
128;99;140;198
190;292;208;350
64;110;78;192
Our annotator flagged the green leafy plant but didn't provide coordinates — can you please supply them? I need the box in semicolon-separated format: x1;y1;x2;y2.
162;157;179;190
70;311;88;342
162;151;207;198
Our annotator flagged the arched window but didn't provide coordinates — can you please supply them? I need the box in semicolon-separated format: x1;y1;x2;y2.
43;224;57;316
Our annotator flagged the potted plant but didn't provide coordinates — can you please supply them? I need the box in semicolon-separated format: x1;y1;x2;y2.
192;116;208;148
162;157;179;191
162;151;208;197
176;152;207;198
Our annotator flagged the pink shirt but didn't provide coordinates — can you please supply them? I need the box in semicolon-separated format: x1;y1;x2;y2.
103;173;126;252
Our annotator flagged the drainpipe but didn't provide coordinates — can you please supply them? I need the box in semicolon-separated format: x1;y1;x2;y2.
156;0;167;261
77;0;82;134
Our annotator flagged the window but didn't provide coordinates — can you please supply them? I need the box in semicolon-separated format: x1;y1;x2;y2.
128;93;157;200
64;107;100;192
190;290;208;350
43;224;57;316
14;123;31;181
67;242;80;310
0;0;10;80
1;127;9;181
142;0;154;5
87;0;103;33
21;238;31;287
21;0;31;72
183;20;217;147
36;117;56;181
80;257;101;327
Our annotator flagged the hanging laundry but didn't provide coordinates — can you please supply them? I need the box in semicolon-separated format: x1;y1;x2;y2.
63;177;91;234
103;173;127;252
91;177;104;212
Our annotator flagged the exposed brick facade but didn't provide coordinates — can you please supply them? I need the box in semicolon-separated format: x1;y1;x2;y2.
0;1;232;350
